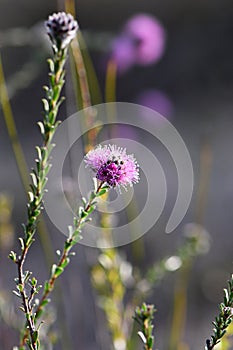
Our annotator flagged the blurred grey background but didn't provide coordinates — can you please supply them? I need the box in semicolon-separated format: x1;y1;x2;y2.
1;0;233;349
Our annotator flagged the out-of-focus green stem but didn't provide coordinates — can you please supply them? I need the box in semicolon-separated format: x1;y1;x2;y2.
194;139;212;225
0;54;30;192
105;59;117;105
168;264;190;350
168;138;212;350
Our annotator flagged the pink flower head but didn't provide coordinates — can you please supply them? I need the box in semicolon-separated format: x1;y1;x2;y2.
110;13;166;73
84;144;139;188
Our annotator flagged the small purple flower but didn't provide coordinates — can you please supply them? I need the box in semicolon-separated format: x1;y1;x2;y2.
84;144;139;188
45;12;78;50
110;13;166;73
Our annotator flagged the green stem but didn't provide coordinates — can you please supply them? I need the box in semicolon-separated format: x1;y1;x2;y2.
0;54;30;192
21;181;106;346
13;47;68;350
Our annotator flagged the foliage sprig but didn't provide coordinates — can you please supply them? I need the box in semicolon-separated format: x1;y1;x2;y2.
8;12;78;350
134;303;156;350
206;275;233;350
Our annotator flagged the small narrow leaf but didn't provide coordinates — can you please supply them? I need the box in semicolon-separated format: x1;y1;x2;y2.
18;238;25;250
40;298;49;308
96;188;107;197
137;331;147;344
28;191;34;203
54;266;64;278
37;122;45;135
35;146;42;161
32;330;38;344
51;264;57;276
61;257;70;269
30;172;38;187
47;58;54;72
12;290;21;297
81;197;87;205
42;98;49;112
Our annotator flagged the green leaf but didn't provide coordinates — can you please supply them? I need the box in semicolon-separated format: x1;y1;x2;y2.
35;146;42;161
32;330;38;344
30;172;38;187
53;85;60;102
54;266;64;278
80;210;88;219
137;331;147;344
47;58;54;72
18;237;25;250
87;205;95;214
40;298;49;308
31;277;37;287
42;98;49;112
44;281;50;294
37;121;45;135
9;251;17;262
148;336;154;348
24;271;32;284
96;188;108;197
28;191;34;203
89;191;96;201
82;197;87;205
12;290;21;297
17;283;23;293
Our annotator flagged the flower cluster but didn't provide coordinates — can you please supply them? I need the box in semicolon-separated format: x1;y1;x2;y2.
45;12;78;50
85;144;139;188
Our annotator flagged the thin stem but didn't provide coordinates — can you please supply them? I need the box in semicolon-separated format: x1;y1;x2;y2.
105;59;117;104
70;36;99;151
21;181;106;346
12;47;68;350
71;39;92;110
0;54;30;191
17;250;36;350
0;53;57;268
37;181;104;310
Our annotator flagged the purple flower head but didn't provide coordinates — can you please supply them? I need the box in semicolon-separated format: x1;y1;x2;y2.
45;12;78;50
110;13;166;73
84;144;139;188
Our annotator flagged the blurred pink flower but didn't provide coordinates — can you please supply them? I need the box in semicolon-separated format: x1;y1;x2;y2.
111;36;136;73
137;89;174;120
125;14;166;65
111;14;166;73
